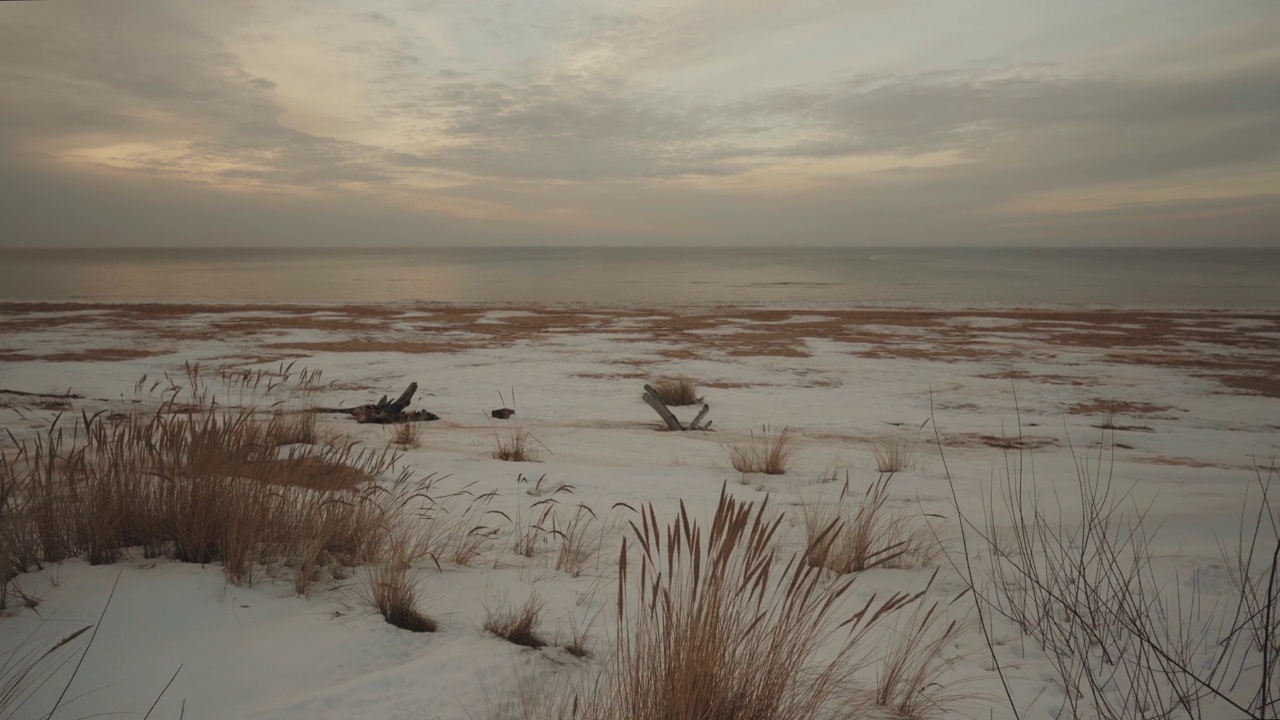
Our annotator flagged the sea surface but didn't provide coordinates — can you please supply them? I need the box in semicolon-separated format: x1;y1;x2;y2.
1;247;1277;309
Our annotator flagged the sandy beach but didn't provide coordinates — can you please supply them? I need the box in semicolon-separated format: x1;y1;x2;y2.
1;301;1277;719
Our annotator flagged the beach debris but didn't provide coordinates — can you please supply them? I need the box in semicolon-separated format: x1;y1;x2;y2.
324;382;440;424
491;408;516;419
642;383;712;431
0;388;84;399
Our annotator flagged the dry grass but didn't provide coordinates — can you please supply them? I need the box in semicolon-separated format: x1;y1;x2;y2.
938;401;1280;719
872;436;919;473
817;456;852;484
874;580;967;719
520;473;574;497
554;505;602;578
391;421;422;449
489;389;543;462
418;488;503;568
365;542;435;633
559;616;595;659
484;594;548;649
490;420;544;462
498;477;602;576
648;376;702;406
507;498;562;558
266;410;318;446
0;624;92;716
803;475;940;574
0;362;443;592
529;484;927;720
499;476;575;559
726;425;798;475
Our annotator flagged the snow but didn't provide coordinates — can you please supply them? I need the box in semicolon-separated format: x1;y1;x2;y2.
1;303;1277;719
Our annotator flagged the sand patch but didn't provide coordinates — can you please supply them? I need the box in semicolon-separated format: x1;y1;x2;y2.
934;433;1060;450
1133;455;1242;470
0;347;167;362
262;340;469;354
4;303;1278;395
1066;399;1179;417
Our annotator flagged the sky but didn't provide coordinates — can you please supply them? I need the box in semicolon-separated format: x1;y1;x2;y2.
0;0;1278;248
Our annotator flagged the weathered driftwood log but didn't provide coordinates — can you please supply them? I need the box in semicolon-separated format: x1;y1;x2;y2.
688;403;712;431
329;382;440;424
643;389;684;430
351;406;439;424
642;384;712;431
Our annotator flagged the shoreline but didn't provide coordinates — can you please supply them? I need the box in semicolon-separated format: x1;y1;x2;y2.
4;298;1279;313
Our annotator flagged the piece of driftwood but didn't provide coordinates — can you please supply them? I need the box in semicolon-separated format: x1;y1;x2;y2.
689;403;712;431
0;388;84;399
642;384;712;431
321;382;440;424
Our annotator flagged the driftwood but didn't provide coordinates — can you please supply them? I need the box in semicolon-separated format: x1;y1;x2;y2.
642;384;712;431
0;388;84;399
321;382;440;424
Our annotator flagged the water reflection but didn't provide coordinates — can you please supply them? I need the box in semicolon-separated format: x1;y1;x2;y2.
0;247;1276;308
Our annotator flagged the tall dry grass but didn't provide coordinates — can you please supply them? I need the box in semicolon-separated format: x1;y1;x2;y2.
873;579;967;719
0;363;444;596
497;477;604;576
531;485;927;720
553;505;603;578
725;425;798;475
365;540;436;633
803;475;940;574
0;625;91;718
485;594;548;649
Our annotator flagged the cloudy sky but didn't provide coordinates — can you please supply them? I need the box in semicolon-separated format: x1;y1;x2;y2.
1;0;1277;247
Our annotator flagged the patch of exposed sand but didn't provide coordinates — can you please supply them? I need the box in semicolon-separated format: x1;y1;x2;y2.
4;303;1278;396
1067;399;1180;417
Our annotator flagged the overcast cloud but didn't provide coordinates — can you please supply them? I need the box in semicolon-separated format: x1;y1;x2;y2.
0;0;1277;247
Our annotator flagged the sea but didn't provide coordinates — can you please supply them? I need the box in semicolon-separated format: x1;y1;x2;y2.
0;247;1277;309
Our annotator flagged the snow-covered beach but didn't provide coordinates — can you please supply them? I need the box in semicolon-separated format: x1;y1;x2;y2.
1;301;1277;719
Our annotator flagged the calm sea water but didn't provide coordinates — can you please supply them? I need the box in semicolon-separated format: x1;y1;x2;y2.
0;247;1277;309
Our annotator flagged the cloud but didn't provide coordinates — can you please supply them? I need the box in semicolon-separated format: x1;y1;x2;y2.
0;0;1277;246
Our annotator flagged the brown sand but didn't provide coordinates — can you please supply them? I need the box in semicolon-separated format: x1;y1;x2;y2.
3;302;1278;397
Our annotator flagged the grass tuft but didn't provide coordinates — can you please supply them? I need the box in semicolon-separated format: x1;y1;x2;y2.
648;376;701;406
803;475;939;573
872;436;919;474
391;421;422;449
484;594;547;649
489;389;543;462
725;425;798;475
560;618;594;659
366;547;435;633
554;505;602;578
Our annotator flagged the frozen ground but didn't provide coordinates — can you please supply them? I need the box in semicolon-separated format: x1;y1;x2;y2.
1;302;1277;719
